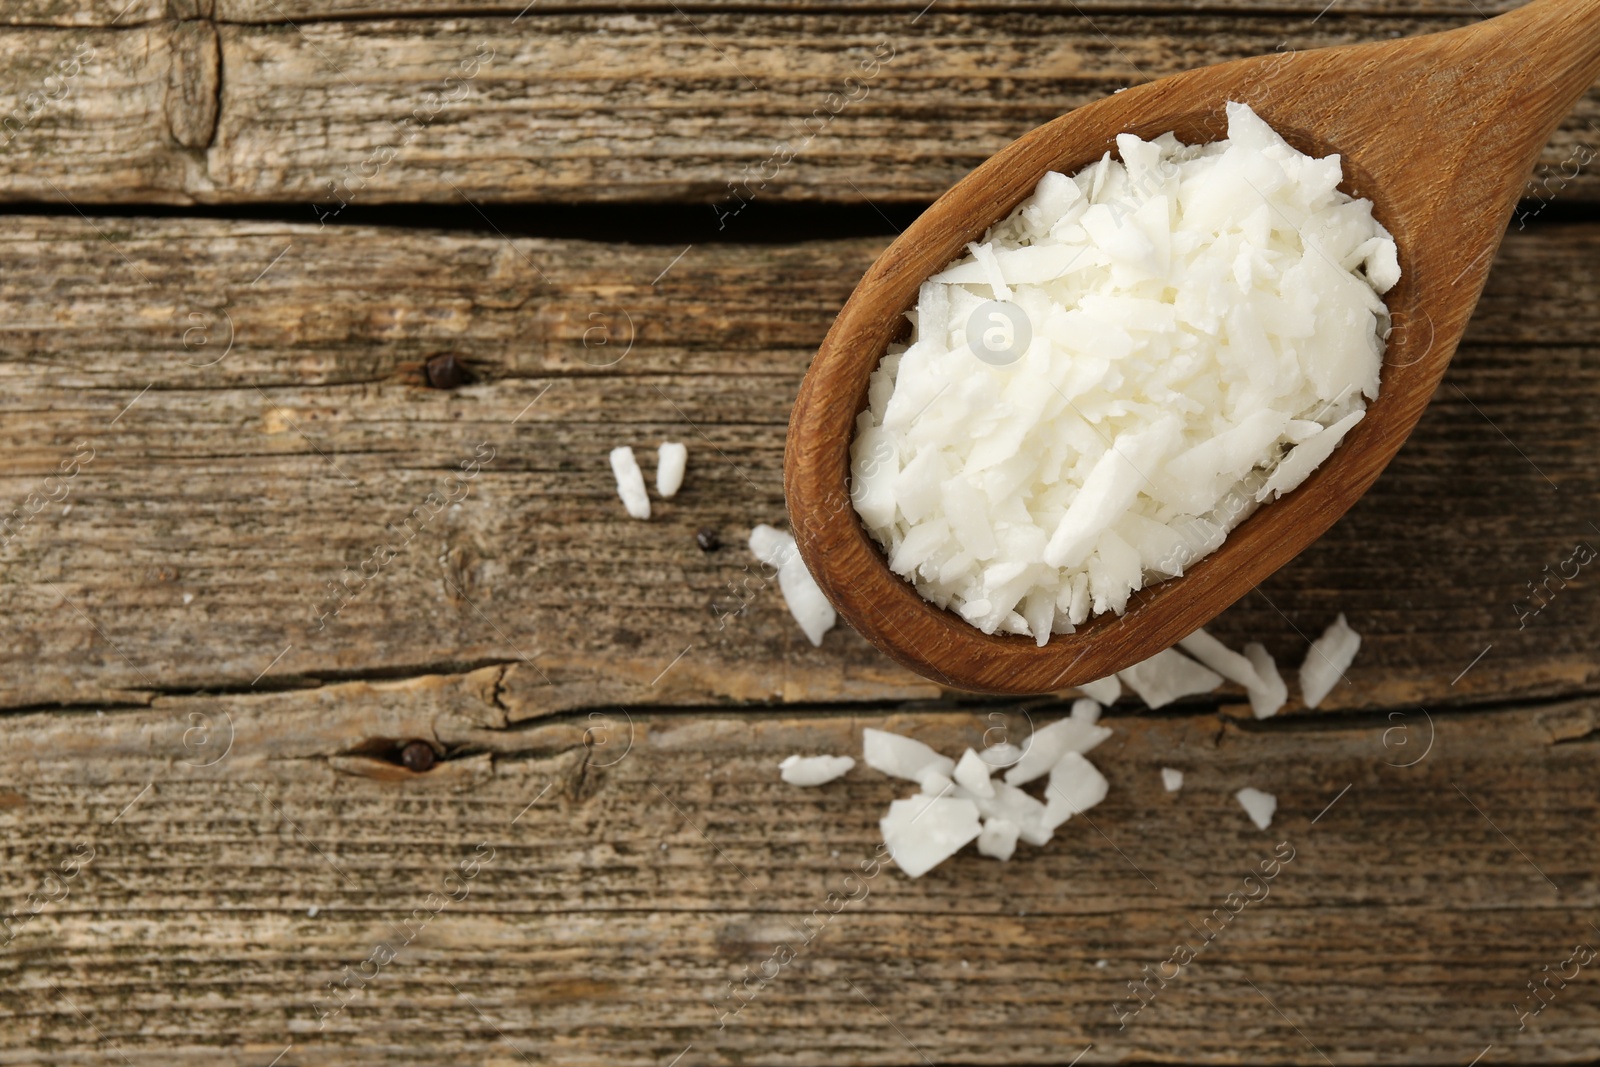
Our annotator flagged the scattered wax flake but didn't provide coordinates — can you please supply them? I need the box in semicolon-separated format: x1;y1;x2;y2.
1242;642;1288;719
779;754;855;787
609;446;650;520
1042;752;1109;831
1236;786;1277;830
748;524;837;646
1069;697;1102;726
1004;716;1112;787
863;728;956;782
953;748;996;798
1300;613;1361;708
1078;675;1122;705
1118;647;1223;709
656;441;688;497
881;794;983;878
977;818;1021;861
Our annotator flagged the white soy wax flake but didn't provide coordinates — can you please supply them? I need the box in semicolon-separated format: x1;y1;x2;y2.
749;523;792;567
862;728;956;782
1242;642;1288;719
609;446;650;520
964;778;1052;847
880;794;983;878
1078;675;1121;705
1236;786;1277;830
747;524;837;646
1178;628;1265;691
978;741;1024;769
953;748;996;799
977;817;1021;861
1003;715;1112;787
778;754;854;787
851;102;1399;642
1068;697;1102;726
1300;613;1362;708
1041;752;1109;832
1179;627;1285;718
1118;647;1223;710
656;441;687;497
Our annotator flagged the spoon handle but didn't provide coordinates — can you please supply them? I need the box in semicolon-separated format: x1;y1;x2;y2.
1479;0;1600;133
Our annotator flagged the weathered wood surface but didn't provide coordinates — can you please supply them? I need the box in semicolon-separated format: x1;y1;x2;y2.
2;676;1598;1064
4;9;1600;205
0;1;164;25
4;2;1600;1058
1;217;1597;715
214;0;1533;18
0;0;1535;25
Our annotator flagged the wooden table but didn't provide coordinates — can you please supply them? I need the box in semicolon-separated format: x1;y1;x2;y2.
3;1;1598;1063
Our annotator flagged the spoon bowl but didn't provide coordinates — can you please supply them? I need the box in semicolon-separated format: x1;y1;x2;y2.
785;0;1600;694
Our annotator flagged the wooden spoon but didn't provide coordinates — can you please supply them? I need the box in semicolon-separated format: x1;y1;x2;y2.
784;0;1600;695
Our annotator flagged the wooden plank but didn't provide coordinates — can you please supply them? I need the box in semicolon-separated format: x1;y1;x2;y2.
5;11;1600;204
0;24;199;201
0;1;166;26
0;216;1596;712
21;1;1532;25
1;675;1597;1063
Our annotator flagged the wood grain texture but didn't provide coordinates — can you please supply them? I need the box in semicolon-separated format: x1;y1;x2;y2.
0;25;201;199
215;0;1527;17
2;674;1598;1064
164;18;220;150
2;3;1596;1064
5;11;1600;205
0;216;1597;714
15;0;1532;25
0;1;166;26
